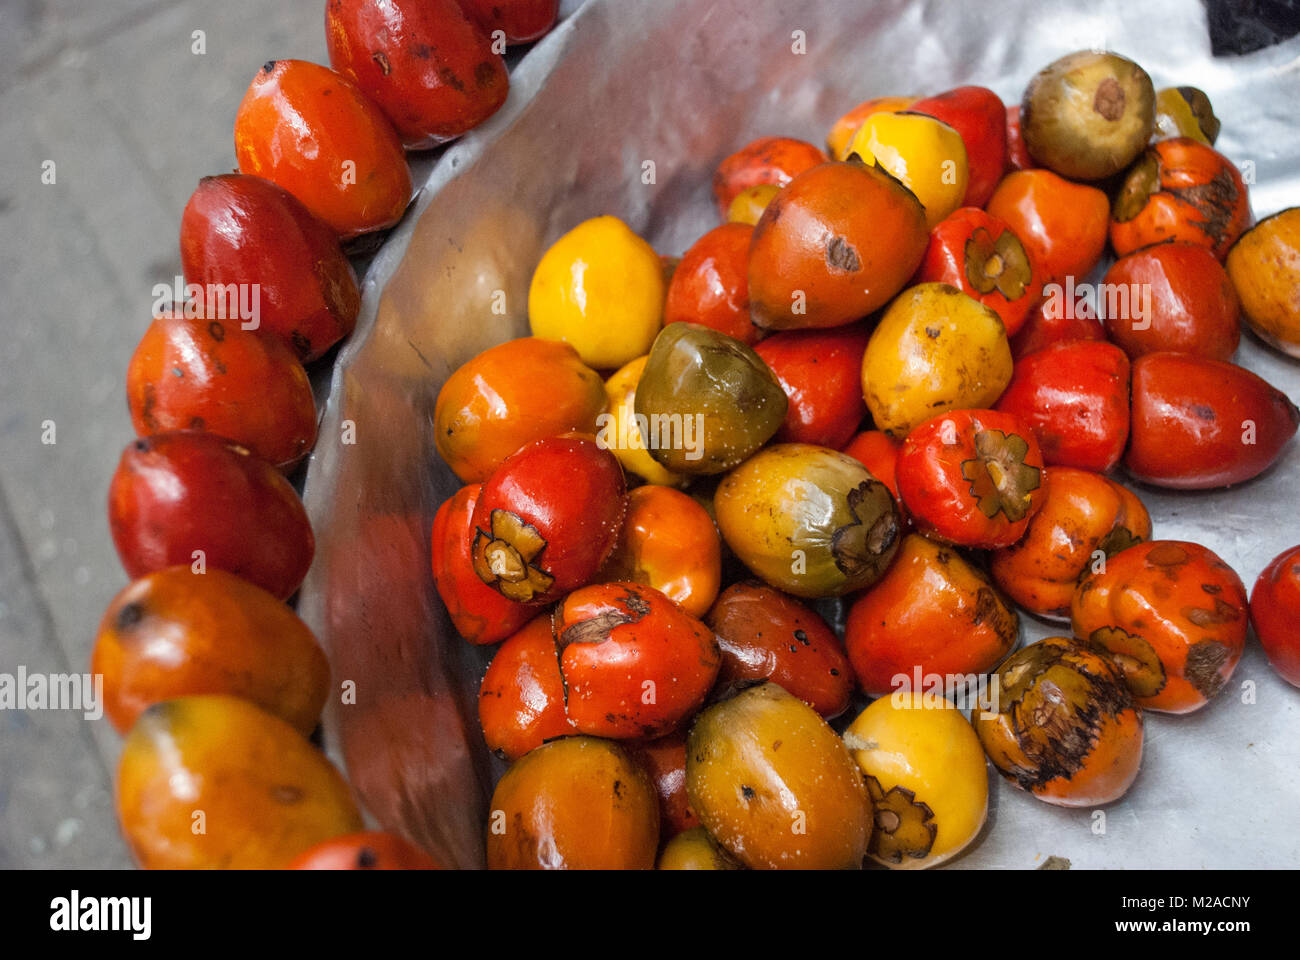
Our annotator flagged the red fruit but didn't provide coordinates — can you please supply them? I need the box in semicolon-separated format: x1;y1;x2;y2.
291;831;439;869
663;222;757;344
553;582;720;739
1126;353;1299;489
754;324;871;448
234;59;410;239
626;731;698;836
326;0;508;149
457;0;558;43
995;339;1131;472
126;309;317;470
431;484;535;646
107;432;314;600
705;581;853;719
1009;297;1106;360
470;435;626;604
1251;545;1300;687
897;408;1048;549
914;206;1043;337
477;616;573;758
1101;242;1240;361
712;136;826;218
179;174;359;362
909;86;1008;208
1005;105;1037;172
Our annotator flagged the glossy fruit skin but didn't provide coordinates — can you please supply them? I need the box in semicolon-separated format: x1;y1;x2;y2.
862;283;1013;439
663;222;757;345
108;432;314;600
1152;86;1220;145
92;566;329;737
846;111;969;230
290;831;439;869
599;485;721;618
626;731;698;836
486;736;659;869
1005;104;1037;171
715;444;901;598
845;534;1018;696
434;337;605;483
126;309;317;470
841;431;903;502
706;581;853;719
234;59;410;239
634;323;787;474
1251;544;1300;687
326;0;507;150
686;682;872;870
1125;352;1299;489
657;827;741;870
986;169;1109;286
914;207;1042;337
431;484;535;645
712;136;826;218
995;339;1131;472
1102;242;1240;360
909;86;1007;208
1073;540;1248;714
1110;138;1250;261
974;637;1143;806
1009;297;1105;361
1226;207;1300;357
179;174;359;362
457;0;558;43
844;694;989;869
755;323;870;448
470;435;626;604
117;695;362;868
553;582;720;739
600;356;684;486
477;616;573;760
827;95;917;160
748;160;929;330
990;468;1151;620
897;409;1047;549
528;215;665;369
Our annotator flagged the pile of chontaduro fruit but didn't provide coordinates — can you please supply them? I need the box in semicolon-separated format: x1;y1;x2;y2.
440;49;1300;871
90;22;1300;871
94;0;560;870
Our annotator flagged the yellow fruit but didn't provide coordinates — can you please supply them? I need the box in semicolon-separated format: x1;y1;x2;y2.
862;282;1012;438
726;184;782;225
847;111;969;229
600;355;685;486
528;215;665;369
844;692;989;869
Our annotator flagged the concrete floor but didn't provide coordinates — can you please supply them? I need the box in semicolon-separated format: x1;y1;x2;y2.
0;0;335;869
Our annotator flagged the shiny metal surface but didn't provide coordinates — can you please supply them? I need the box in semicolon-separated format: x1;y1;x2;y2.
298;0;1300;869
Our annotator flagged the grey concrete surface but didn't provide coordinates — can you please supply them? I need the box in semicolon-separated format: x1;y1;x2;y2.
0;0;331;869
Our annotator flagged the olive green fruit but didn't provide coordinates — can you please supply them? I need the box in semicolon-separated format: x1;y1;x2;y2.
1022;50;1155;181
634;323;787;474
686;683;872;870
714;443;900;598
